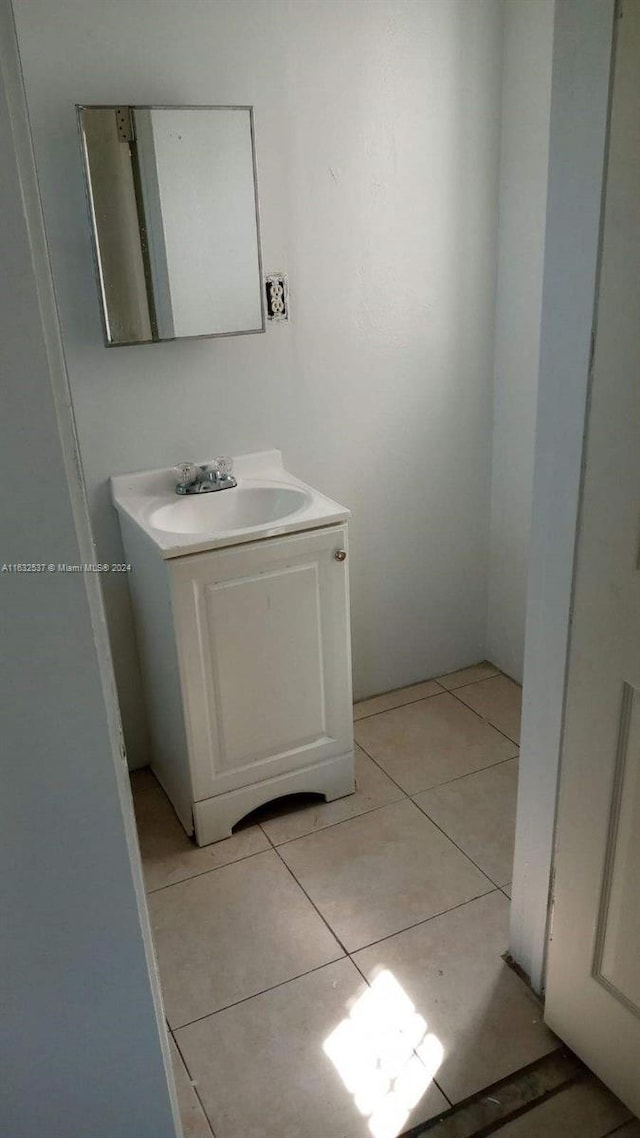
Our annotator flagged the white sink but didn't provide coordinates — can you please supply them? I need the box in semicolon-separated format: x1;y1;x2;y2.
150;484;311;535
111;450;350;558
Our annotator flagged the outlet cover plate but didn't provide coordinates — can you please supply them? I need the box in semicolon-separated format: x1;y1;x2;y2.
265;273;288;322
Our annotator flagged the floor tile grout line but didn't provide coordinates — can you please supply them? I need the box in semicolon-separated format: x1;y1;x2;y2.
257;816;277;846
353;665;503;722
353;684;446;721
271;834;353;957
438;671;501;692
353;684;475;726
410;752;519;794
354;733;518;802
260;789;410;848
145;840;277;895
432;1079;453;1111
345;886;502;959
352;738;429;796
410;796;506;892
257;819;271;842
447;685;521;748
262;820;362;973
170;1026;218;1138
171;954;350;1032
348;953;371;986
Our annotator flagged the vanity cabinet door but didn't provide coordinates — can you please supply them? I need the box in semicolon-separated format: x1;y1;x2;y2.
170;525;353;801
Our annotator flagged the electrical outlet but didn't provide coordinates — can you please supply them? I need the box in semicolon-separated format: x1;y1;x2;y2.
265;273;288;322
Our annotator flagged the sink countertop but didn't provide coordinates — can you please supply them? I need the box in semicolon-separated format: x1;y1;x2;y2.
111;449;350;559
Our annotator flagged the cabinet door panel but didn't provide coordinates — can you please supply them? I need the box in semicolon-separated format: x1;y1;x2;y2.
206;562;326;767
171;526;352;799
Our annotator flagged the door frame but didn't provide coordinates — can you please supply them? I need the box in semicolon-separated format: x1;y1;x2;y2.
510;0;617;994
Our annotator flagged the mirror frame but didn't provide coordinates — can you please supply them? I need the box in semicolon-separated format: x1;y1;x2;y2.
76;104;266;347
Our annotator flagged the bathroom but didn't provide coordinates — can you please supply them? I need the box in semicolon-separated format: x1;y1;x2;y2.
6;1;638;1136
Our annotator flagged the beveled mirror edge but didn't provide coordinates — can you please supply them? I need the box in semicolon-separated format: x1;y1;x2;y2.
76;104;266;348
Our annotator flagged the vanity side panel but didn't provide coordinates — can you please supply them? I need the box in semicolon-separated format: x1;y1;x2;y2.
119;514;194;831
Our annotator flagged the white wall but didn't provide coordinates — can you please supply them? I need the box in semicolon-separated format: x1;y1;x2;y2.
486;0;554;682
510;0;615;992
11;0;503;767
0;4;179;1133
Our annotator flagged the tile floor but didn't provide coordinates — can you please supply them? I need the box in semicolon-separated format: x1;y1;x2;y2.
130;665;561;1138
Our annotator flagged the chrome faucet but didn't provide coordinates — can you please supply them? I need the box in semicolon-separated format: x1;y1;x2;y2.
174;457;237;496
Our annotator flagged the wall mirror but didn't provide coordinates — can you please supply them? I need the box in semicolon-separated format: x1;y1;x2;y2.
77;105;264;346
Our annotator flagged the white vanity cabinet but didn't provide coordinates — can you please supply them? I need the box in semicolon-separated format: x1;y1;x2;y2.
170;525;354;843
113;450;355;846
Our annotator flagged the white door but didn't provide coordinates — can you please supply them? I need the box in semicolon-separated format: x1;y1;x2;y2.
544;0;640;1114
170;525;353;801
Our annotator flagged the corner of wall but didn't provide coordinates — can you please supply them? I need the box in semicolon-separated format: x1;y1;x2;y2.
485;0;555;683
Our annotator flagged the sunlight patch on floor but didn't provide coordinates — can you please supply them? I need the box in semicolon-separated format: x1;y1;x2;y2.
323;969;444;1138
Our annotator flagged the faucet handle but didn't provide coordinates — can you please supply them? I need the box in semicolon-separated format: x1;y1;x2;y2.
174;461;199;489
210;455;233;477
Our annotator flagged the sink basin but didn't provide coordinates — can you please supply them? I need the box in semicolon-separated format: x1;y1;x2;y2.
149;485;311;535
111;450;350;558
